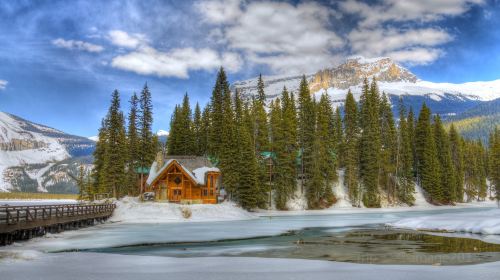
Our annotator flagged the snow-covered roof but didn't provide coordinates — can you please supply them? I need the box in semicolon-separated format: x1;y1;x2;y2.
146;158;220;186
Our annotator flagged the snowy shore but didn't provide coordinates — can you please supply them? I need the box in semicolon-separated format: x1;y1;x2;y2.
388;208;500;235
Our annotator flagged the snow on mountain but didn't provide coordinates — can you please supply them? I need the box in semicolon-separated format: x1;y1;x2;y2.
0;112;95;192
88;136;99;142
156;130;169;136
234;57;500;104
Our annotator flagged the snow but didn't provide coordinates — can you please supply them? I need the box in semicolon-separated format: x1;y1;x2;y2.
156;129;169;136
109;196;256;224
0;199;77;206
192;166;220;185
388;208;500;235
1;253;500;280
0;112;69;191
87;136;98;141
146;159;219;186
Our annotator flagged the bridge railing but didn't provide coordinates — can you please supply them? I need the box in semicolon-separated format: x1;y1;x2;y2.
0;203;116;226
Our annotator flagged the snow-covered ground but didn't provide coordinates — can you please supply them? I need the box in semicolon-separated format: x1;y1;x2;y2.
110;197;256;224
388;208;500;235
0;199;77;206
1;253;500;280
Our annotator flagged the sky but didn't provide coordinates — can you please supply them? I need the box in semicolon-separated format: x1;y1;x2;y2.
0;0;499;137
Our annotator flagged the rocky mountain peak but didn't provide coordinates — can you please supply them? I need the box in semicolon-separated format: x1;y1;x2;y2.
309;56;418;92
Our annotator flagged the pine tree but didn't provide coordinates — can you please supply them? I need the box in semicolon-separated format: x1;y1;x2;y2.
200;105;211;156
138;83;155;170
449;124;465;202
333;107;343;166
307;93;336;208
407;107;417;177
416;103;441;203
488;128;500;202
219;84;238;197
433;115;455;203
92;118;108;196
126;93;140;195
254;74;270;153
208;67;227;159
359;78;381;207
77;164;86;200
193;102;203;156
396;98;415;205
102;90;128;198
343;90;360;206
273;87;298;210
297;75;316;197
379;93;397;203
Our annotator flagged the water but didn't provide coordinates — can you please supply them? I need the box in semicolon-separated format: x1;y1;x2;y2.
27;206;500;265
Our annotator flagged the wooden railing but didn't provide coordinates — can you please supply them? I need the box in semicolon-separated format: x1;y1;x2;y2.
0;203;115;230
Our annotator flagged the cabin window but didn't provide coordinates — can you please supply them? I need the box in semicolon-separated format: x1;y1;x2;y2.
203;189;208;196
210;190;214;196
174;176;181;185
210;175;214;189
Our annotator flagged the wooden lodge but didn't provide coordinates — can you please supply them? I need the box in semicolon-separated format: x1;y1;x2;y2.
145;155;221;204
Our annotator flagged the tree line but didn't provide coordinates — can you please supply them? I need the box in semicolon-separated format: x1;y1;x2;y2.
168;68;500;209
79;84;159;199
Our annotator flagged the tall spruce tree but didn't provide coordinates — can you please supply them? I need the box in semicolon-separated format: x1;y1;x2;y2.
379;93;397;202
272;87;298;209
488;128;500;202
397;98;415;205
449;124;465;202
126;93;140;195
433;115;455;203
102;90;128;198
208;68;227;159
297;75;316;196
254;74;270;153
193;102;203;156
416;103;441;203
138;84;155;170
359;78;381;207
92;118;108;196
343;90;360;206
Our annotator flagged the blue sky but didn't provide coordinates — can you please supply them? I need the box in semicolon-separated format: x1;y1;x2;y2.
0;0;499;137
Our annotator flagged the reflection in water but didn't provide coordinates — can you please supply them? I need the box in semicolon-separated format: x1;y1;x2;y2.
84;226;500;265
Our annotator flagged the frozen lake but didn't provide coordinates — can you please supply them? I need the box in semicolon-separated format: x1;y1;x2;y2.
2;206;500;279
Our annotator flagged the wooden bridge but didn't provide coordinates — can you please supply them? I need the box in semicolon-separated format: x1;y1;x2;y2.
0;203;116;245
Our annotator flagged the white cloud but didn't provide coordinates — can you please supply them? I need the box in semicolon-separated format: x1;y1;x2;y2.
197;0;344;74
52;38;104;53
108;30;148;49
195;0;243;24
111;46;242;78
340;0;484;28
339;0;483;65
0;80;7;90
348;28;452;65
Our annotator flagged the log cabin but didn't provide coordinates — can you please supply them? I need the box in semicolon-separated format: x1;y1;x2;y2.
145;155;221;204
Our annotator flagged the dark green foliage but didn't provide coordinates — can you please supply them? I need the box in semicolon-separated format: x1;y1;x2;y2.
416;103;441;203
488;128;500;202
193;103;204;156
102;90;128;198
449;125;465;202
433;115;455;203
168;93;195;155
126;93;140;195
138;84;155;169
343;90;360;206
379;93;397;203
396;98;415;205
272;87;298;210
359;79;381;208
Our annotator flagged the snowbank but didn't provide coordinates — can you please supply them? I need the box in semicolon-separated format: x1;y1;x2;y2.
2;253;500;280
109;197;257;223
388;209;500;235
0;199;77;206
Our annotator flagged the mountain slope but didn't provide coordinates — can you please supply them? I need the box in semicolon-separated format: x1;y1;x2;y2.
0;112;95;192
234;57;500;118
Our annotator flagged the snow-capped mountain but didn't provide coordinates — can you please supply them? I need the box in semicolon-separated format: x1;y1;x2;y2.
0;112;95;192
234;57;500;115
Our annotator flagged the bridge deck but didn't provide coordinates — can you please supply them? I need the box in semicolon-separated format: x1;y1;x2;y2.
0;203;115;245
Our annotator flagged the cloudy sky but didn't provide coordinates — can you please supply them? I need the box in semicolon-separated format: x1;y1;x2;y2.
0;0;499;137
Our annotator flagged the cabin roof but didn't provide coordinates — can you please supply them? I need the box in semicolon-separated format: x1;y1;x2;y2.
146;156;219;186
